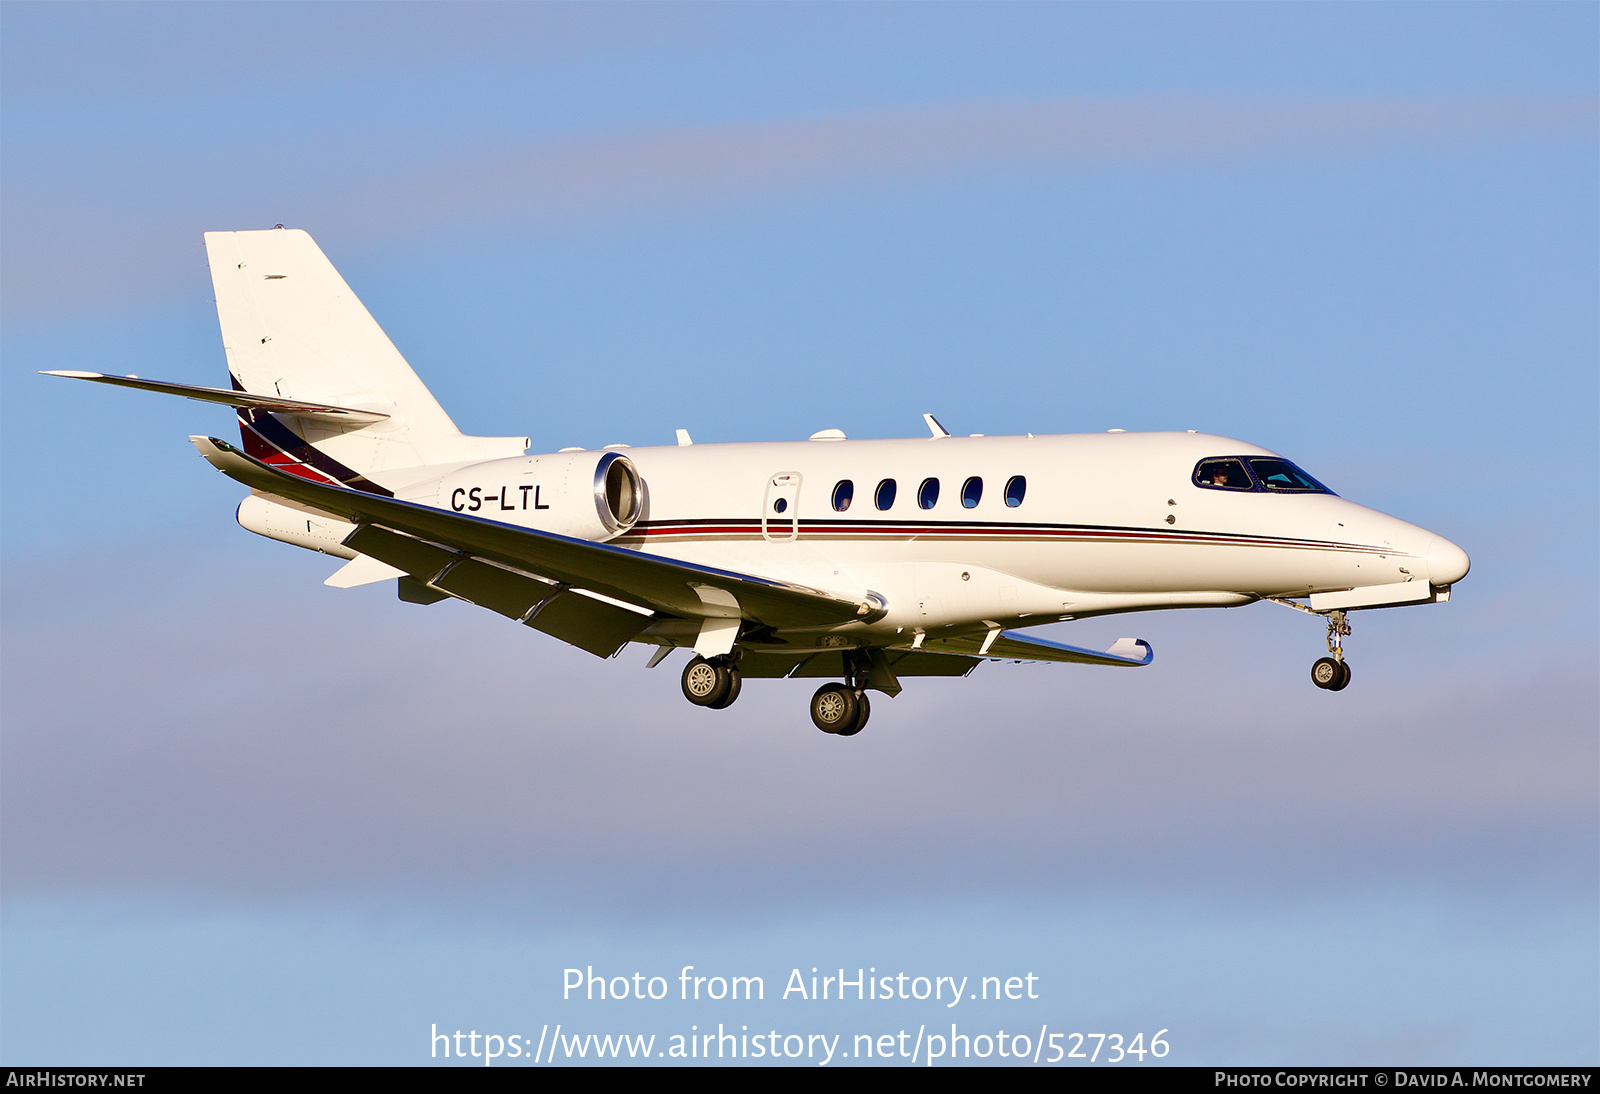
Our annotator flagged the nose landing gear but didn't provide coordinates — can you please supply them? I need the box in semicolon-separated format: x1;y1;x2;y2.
1310;610;1352;691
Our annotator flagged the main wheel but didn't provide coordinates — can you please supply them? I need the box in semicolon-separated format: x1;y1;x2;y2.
682;656;732;707
708;669;743;709
1311;657;1341;690
835;691;870;736
810;684;859;733
1330;660;1352;692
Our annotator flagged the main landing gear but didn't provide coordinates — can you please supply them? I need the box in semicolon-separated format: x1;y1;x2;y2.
681;656;742;710
809;650;876;736
810;683;870;736
1310;610;1352;692
678;651;874;735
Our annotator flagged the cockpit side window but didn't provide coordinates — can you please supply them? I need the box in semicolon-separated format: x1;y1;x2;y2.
1193;458;1254;491
1247;458;1334;494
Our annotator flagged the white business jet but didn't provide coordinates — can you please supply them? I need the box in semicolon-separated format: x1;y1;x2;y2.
46;228;1469;735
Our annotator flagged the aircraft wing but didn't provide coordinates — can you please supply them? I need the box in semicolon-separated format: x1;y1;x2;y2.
190;436;881;630
917;630;1153;667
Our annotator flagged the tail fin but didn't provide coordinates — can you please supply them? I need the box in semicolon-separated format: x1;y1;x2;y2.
205;228;526;490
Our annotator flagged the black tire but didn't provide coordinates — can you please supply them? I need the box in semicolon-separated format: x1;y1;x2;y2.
1330;660;1352;692
1311;657;1341;690
810;684;859;734
708;669;743;709
835;691;870;736
682;656;731;707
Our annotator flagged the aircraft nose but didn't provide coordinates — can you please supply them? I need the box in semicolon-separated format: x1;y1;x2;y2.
1425;535;1470;586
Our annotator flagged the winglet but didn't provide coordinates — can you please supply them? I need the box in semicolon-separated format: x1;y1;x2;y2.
191;434;230;463
923;413;950;438
191;435;303;491
1105;638;1154;666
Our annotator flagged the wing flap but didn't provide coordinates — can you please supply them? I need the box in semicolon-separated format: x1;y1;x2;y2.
192;436;873;629
524;591;654;658
345;523;457;579
885;650;982;676
735;652;813;679
351;523;653;657
790;651;847;678
918;629;1153;666
735;648;980;679
434;558;550;618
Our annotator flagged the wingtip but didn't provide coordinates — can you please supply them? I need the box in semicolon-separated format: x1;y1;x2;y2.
40;370;104;379
1107;637;1154;665
189;435;233;461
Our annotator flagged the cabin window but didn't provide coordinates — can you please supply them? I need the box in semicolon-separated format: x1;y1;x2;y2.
961;477;983;508
1193;458;1254;491
1004;475;1026;507
875;478;897;510
832;479;854;511
1248;458;1334;494
918;477;940;509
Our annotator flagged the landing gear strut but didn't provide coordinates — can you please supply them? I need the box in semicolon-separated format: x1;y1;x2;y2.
1310;610;1352;692
682;655;741;709
811;652;874;735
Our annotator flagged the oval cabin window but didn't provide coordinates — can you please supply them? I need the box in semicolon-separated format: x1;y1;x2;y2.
1004;476;1026;507
875;479;897;510
961;477;982;508
832;480;854;511
918;478;940;510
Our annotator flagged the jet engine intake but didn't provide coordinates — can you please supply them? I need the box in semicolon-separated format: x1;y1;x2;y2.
430;450;645;542
594;451;643;535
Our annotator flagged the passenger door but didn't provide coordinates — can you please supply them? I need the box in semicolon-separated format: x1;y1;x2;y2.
762;472;801;541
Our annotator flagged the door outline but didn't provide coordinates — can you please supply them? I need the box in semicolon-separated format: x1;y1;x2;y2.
762;473;802;541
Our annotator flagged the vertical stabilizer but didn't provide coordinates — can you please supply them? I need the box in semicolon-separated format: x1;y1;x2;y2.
205;228;526;489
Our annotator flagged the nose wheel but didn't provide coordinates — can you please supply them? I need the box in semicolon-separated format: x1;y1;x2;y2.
1311;656;1351;691
1311;610;1352;691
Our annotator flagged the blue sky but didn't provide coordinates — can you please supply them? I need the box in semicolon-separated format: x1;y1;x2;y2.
2;2;1595;1066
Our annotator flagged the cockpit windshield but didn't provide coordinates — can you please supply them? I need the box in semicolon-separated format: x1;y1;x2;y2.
1192;456;1335;495
1193;458;1253;490
1247;458;1333;494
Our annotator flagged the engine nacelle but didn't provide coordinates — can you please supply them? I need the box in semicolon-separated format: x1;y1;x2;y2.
423;450;644;542
237;493;359;557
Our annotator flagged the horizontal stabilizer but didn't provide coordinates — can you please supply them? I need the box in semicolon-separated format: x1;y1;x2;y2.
41;371;390;425
917;629;1153;667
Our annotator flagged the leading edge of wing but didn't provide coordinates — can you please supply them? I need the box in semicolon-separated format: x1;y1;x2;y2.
189;436;876;628
919;630;1154;667
44;372;390;424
